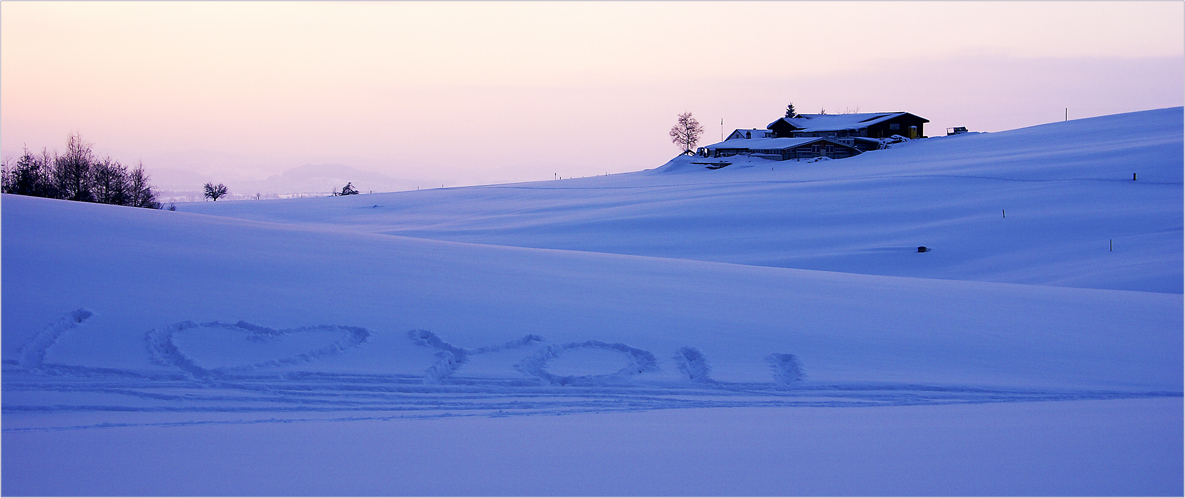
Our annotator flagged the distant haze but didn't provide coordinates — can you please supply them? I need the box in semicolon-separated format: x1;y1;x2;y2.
2;2;1182;192
152;164;415;201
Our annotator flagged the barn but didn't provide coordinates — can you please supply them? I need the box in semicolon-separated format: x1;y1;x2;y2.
768;112;930;144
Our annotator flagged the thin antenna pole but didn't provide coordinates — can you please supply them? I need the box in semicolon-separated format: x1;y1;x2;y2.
721;118;724;141
1065;108;1068;121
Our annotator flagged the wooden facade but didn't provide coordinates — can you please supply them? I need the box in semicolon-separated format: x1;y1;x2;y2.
768;119;802;138
863;114;928;139
769;112;930;140
698;138;861;161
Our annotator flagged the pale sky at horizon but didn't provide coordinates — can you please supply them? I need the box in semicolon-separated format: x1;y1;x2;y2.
2;1;1182;192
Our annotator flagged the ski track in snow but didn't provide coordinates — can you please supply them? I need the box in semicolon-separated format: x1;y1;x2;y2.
3;311;1180;433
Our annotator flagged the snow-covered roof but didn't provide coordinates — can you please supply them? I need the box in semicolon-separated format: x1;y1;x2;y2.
702;137;844;150
727;128;774;140
767;112;927;132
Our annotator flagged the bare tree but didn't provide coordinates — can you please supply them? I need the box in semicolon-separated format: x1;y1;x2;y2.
54;133;95;202
3;135;163;209
128;162;160;208
204;182;228;201
91;157;129;205
669;112;704;154
36;148;57;198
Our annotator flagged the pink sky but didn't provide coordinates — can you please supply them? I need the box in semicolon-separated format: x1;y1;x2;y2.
2;2;1182;192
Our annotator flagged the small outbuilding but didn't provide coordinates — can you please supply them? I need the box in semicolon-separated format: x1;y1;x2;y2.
725;128;775;141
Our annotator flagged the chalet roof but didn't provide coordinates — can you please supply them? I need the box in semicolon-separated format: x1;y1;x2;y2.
727;128;773;140
702;137;850;150
767;112;929;132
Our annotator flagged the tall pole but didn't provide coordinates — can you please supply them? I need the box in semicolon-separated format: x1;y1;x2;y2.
721;118;724;141
1065;108;1068;121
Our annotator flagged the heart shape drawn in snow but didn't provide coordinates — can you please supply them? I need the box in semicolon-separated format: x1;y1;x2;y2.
146;320;370;378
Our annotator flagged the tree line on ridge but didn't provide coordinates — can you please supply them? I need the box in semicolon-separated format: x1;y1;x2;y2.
1;133;162;209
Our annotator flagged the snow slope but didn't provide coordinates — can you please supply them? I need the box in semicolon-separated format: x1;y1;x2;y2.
184;107;1184;294
3;108;1182;495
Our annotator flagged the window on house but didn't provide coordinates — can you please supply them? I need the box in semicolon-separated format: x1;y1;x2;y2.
889;123;900;131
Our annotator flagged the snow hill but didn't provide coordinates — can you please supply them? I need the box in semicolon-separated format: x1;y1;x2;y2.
3;107;1182;496
185;107;1184;293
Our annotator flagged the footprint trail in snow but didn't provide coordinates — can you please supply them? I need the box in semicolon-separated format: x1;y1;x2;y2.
3;311;1179;433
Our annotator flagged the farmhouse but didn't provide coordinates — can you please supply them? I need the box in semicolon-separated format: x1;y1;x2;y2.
696;111;930;162
769;112;930;144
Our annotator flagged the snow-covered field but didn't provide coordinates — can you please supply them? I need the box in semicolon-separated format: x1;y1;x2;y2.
4;108;1182;495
